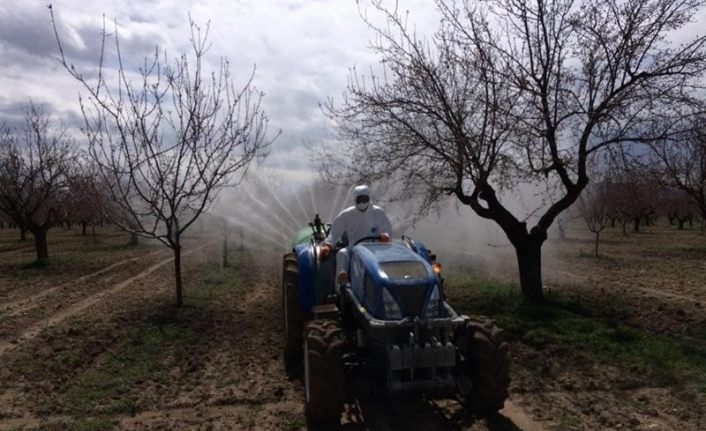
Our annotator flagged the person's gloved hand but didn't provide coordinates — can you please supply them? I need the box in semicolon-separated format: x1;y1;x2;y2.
320;243;331;259
378;232;390;242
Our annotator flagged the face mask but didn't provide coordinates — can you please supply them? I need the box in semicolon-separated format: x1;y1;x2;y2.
356;202;369;212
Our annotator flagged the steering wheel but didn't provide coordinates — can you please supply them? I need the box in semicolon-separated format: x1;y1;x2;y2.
354;233;390;246
354;235;379;246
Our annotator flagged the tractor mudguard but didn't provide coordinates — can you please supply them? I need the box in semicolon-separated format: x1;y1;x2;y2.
414;241;432;263
294;243;316;312
404;238;433;264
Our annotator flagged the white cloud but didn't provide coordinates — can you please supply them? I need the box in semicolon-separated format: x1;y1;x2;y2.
0;0;439;183
1;0;703;186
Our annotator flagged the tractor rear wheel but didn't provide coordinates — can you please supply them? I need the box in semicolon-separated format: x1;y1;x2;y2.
283;253;303;362
454;317;510;416
303;319;346;426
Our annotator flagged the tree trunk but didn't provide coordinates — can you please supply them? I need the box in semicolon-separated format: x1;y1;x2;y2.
92;225;96;240
633;217;640;233
129;231;139;246
594;231;600;257
515;240;544;302
678;219;685;230
81;222;87;236
622;221;627;236
20;225;26;241
33;228;49;262
174;244;183;307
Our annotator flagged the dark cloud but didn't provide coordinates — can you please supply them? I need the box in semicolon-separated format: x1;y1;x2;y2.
0;97;86;132
0;3;101;65
12;0;699;186
0;1;170;73
0;3;61;59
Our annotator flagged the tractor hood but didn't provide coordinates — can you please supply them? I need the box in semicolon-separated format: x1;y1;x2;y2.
352;242;437;286
356;242;426;263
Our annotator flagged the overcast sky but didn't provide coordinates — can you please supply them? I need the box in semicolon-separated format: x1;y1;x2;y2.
2;1;705;186
0;0;440;184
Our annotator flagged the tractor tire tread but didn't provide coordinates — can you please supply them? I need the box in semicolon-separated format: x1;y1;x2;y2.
455;318;510;416
304;319;345;426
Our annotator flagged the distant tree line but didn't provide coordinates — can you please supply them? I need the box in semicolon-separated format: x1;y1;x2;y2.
1;104;89;260
574;139;706;257
0;104;138;260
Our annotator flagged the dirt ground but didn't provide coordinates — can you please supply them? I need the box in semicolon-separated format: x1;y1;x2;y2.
0;223;704;430
468;222;706;431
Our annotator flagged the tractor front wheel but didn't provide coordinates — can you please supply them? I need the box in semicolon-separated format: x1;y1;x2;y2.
283;253;303;362
303;319;346;426
454;317;510;416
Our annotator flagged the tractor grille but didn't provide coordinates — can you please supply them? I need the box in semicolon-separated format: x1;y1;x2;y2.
397;284;429;317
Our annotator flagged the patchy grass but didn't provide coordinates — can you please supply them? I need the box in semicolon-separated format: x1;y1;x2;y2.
575;250;620;264
54;255;244;428
282;413;306;431
63;314;195;415
0;227;153;280
446;268;706;390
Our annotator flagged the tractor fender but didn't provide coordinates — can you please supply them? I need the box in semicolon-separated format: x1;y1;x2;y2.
404;238;433;264
413;241;433;263
294;243;316;312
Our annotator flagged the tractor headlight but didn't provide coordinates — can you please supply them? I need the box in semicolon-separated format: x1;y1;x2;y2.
424;284;441;319
382;288;403;320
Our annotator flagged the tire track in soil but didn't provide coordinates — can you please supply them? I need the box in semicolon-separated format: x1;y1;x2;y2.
497;401;547;431
0;243;212;358
0;247;548;431
344;395;547;431
544;266;703;305
506;387;682;431
111;251;295;430
0;250;162;316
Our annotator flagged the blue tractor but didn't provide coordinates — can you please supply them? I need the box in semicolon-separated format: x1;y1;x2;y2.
282;215;509;425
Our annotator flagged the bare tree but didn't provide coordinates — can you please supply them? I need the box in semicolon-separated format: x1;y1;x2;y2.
51;11;275;306
0;104;75;262
650;109;706;227
661;188;697;229
577;182;611;257
64;164;106;237
608;159;660;234
0;210;9;229
324;0;706;300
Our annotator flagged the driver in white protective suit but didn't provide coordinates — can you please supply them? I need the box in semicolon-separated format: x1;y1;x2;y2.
320;185;393;286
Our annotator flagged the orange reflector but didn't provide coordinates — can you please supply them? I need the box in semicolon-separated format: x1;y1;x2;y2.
432;263;442;276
